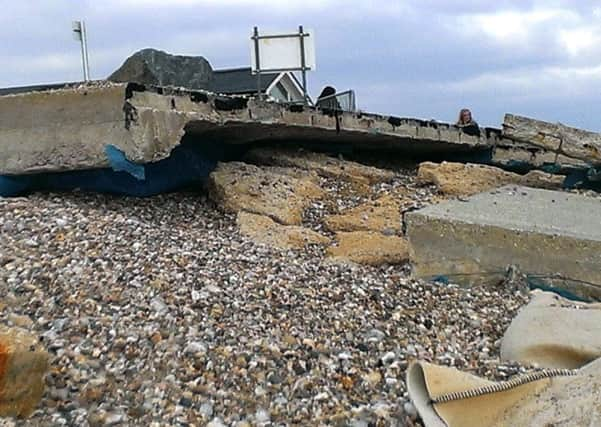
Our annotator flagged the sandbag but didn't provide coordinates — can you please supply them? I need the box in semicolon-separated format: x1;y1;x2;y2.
500;290;601;369
407;358;601;427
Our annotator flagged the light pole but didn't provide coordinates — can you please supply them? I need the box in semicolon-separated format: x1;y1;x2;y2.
72;20;90;82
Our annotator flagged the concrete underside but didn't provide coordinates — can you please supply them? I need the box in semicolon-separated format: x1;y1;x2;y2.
0;81;550;175
406;186;601;300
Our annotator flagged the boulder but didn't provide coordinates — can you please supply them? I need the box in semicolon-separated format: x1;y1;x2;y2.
245;148;395;191
208;162;324;225
237;212;330;250
323;194;401;233
108;48;213;90
417;161;563;197
327;231;410;266
0;326;49;418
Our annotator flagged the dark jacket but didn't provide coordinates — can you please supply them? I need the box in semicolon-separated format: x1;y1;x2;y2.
457;121;480;137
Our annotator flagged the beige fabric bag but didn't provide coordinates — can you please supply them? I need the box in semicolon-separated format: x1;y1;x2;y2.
407;291;601;426
501;290;601;368
407;358;601;427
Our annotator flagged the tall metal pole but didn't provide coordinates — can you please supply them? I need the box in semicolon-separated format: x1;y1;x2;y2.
253;26;262;99
73;20;90;82
298;25;308;105
81;21;90;81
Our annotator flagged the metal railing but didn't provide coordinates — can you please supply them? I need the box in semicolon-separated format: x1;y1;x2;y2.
315;90;356;112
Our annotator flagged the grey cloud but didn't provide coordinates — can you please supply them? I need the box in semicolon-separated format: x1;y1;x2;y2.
1;0;600;130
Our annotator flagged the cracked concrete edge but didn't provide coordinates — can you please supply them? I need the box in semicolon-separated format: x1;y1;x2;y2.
0;82;502;175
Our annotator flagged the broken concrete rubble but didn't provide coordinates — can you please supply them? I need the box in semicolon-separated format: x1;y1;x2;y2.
417;161;563;197
503;113;601;165
327;231;410;266
237;211;330;250
208;161;324;225
0;326;49;418
323;194;401;233
245;147;395;189
406;185;601;300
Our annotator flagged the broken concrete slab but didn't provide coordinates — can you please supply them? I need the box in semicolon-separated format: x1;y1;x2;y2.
327;231;410;266
503;113;601;165
208;162;324;225
237;211;330;250
417;161;563;197
0;326;49;418
0;82;506;177
406;186;601;299
323;194;401;233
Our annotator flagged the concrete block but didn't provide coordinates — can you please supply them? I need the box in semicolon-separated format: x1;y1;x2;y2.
406;186;601;299
0;326;49;418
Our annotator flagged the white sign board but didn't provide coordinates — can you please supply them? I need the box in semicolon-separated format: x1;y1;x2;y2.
250;30;316;73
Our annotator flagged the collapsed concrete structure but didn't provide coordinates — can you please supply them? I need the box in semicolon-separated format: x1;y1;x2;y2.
0;81;493;176
1;76;600;299
1;81;592;178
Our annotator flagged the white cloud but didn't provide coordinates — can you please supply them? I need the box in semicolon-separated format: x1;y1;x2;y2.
96;0;336;12
456;8;578;44
442;63;601;100
558;27;600;56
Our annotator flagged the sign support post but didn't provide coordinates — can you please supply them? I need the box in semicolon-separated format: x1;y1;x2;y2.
72;20;90;82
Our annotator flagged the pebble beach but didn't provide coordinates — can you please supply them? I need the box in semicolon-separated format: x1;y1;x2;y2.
1;168;532;426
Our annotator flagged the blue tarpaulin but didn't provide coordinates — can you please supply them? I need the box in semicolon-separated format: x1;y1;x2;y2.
0;142;219;197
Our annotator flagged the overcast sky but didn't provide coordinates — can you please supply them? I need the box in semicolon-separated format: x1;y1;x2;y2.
2;0;601;129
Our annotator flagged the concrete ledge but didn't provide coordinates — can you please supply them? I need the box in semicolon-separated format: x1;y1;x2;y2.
406;186;601;299
1;82;499;175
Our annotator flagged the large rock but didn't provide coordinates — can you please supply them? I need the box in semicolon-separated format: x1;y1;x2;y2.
237;212;330;250
323;194;401;233
208;162;324;225
0;326;49;418
108;48;213;90
245;148;395;191
417;161;563;196
327;231;410;266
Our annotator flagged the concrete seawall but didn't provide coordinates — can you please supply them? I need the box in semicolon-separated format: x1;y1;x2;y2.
0;82;511;175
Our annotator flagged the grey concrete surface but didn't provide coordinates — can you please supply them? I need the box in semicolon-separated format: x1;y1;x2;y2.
0;82;500;175
406;185;601;298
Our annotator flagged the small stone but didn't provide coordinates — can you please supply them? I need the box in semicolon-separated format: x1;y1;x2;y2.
255;408;270;423
207;417;227;427
380;351;396;365
199;402;213;418
184;341;207;355
179;397;193;408
404;401;418;419
7;313;34;328
364;370;382;387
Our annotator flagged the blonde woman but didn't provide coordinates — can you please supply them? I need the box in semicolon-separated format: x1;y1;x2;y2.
456;108;480;136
